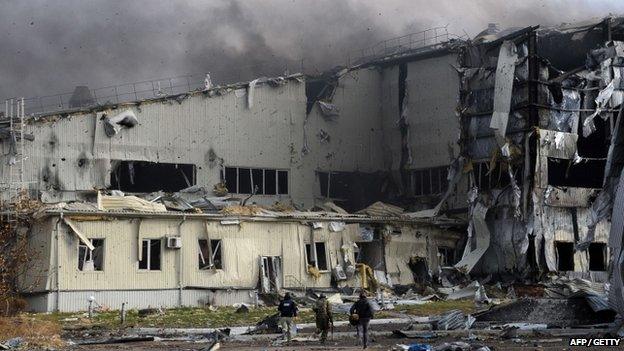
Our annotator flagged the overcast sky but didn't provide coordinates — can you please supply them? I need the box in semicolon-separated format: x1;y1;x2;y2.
1;0;624;101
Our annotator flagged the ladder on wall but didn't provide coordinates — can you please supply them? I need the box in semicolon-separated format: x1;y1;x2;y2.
1;98;26;227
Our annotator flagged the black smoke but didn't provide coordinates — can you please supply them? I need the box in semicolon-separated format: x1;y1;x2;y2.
0;0;622;101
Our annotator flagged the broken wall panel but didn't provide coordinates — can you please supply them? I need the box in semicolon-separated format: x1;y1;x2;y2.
538;88;581;133
36;216;360;296
305;67;385;173
538;129;578;159
5;80;312;205
380;65;403;172
402;54;461;170
535;204;610;272
543;186;598;208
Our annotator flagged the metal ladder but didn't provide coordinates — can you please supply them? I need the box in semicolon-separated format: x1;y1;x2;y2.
2;98;26;226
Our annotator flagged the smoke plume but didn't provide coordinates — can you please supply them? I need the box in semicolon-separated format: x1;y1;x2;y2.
0;0;622;100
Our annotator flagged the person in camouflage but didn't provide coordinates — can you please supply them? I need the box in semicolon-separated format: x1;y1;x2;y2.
313;294;333;343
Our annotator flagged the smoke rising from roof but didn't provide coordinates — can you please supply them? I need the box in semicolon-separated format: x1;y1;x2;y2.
1;0;623;100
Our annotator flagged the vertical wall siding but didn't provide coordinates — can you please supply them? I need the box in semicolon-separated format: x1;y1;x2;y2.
53;218;359;292
5;81;309;205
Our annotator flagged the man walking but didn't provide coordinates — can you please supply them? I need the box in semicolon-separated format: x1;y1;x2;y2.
350;292;374;349
277;292;298;342
313;294;333;343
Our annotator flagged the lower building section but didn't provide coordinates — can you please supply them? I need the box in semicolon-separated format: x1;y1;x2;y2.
24;288;257;313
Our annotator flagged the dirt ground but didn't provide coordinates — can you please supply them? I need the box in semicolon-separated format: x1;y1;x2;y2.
63;334;612;350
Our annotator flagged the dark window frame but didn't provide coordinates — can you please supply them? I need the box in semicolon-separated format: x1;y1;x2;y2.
411;166;449;196
222;166;289;195
138;238;162;271
198;238;224;270
304;242;329;271
78;239;105;271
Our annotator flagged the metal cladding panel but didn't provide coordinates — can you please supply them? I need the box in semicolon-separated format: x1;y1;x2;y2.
19;217;55;293
404;54;460;169
57;218;179;291
2;80;309;203
380;65;402;171
50;218;359;293
384;225;429;285
27;289;257;312
56;289;179;312
305;67;385;173
182;289;255;307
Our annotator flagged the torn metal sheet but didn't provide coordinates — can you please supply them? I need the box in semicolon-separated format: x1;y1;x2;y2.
328;221;346;232
357;201;404;217
538;129;578;159
103;109;138;137
312;222;324;229
405;157;464;218
64;218;95;251
547;89;581;132
247;78;259;109
97;192;167;212
317;101;340;119
489;40;518;146
543;276;610;312
543;186;598;208
583;77;620;137
608;169;624;316
508;165;522;218
430;309;474;330
454;202;489;273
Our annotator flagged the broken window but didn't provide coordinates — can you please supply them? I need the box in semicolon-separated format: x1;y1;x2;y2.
278;170;288;195
578;113;611;158
412;166;449;196
547;158;605;188
588;242;607;271
305;242;328;271
318;171;351;198
198;239;223;269
223;167;288;195
555;241;575;271
472;162;513;190
265;169;276;194
139;239;162;270
110;161;196;193
437;246;456;267
78;239;104;271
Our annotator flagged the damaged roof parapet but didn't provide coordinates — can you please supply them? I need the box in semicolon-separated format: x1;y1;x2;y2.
25;73;305;121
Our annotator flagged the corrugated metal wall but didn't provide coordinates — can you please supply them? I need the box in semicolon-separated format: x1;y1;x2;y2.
49;217;358;292
2;81;311;205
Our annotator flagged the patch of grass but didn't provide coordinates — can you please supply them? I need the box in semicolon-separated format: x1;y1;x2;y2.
0;315;64;349
26;299;477;331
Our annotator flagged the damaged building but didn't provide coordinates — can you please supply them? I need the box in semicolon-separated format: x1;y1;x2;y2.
4;17;624;319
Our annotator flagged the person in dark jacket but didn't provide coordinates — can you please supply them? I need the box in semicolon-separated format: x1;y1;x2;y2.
277;293;298;342
350;292;374;348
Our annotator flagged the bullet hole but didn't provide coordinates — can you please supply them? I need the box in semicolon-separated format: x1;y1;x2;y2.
61;158;66;161
78;159;86;167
